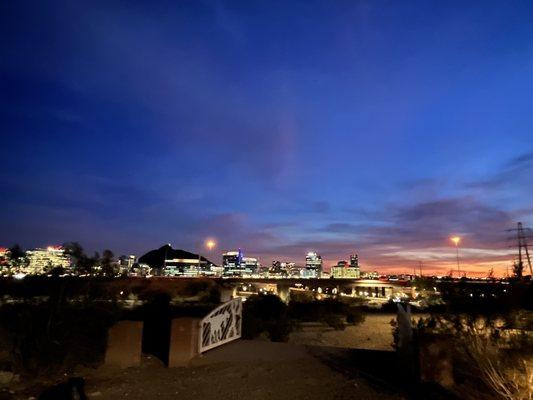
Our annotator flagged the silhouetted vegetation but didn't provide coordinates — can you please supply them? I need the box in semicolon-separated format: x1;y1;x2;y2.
438;281;532;312
413;311;533;400
0;276;221;304
0;278;224;375
242;294;293;341
0;301;118;374
7;244;25;261
288;298;365;330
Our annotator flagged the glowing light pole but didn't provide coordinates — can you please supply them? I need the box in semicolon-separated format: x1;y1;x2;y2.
450;236;461;276
199;239;216;273
205;239;216;251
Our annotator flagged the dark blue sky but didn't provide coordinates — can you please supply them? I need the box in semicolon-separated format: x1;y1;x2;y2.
2;0;532;274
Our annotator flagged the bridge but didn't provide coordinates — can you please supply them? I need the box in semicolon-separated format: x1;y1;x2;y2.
215;278;412;303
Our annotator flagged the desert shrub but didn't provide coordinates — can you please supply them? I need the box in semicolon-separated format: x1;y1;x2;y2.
242;294;292;342
0;301;118;374
322;313;346;330
414;311;533;400
462;334;532;400
288;298;365;330
346;306;365;325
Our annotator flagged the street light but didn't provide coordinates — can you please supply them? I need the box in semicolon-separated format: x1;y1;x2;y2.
198;239;216;274
450;236;461;276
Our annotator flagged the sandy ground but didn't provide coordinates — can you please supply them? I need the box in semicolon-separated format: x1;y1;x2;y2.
20;340;404;400
289;313;398;350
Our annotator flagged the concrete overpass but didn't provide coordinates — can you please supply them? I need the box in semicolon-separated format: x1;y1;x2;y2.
216;278;412;303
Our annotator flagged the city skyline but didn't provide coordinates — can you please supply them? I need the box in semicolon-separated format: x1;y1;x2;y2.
0;239;525;277
2;1;533;276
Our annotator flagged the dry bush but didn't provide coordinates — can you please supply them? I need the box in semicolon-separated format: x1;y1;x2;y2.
459;333;532;400
417;311;533;400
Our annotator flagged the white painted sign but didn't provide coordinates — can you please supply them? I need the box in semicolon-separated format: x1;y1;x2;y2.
199;297;242;353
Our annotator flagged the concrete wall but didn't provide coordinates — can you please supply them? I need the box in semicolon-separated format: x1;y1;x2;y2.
168;318;201;367
105;321;143;368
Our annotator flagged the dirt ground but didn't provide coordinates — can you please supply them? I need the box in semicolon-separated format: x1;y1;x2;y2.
6;314;414;399
289;313;400;350
13;340;405;400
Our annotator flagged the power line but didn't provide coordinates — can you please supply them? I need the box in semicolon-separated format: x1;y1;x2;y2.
507;222;533;277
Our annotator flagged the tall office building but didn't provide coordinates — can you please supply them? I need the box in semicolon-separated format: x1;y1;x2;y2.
223;249;259;276
223;249;242;276
242;256;259;275
304;252;322;278
349;253;361;278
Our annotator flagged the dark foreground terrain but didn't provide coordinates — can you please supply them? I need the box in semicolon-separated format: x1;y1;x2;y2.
9;341;405;400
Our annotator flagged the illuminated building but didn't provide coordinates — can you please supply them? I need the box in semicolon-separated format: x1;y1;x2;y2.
287;263;303;278
163;255;212;277
119;254;136;267
331;261;346;278
138;245;217;277
130;263;152;277
304;252;322;278
223;250;242;276
350;253;361;278
361;271;379;279
243;257;260;275
269;261;289;277
25;246;71;274
223;249;259;276
118;255;137;273
0;248;9;273
331;259;360;279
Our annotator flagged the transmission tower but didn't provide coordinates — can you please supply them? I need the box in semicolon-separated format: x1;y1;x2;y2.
507;222;533;277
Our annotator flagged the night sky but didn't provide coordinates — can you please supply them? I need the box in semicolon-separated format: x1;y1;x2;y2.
2;1;533;275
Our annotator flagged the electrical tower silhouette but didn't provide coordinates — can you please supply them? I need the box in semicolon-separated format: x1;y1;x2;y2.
507;222;533;277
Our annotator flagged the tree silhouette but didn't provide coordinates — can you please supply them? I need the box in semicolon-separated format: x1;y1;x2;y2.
85;251;100;275
8;244;27;271
62;242;85;270
513;261;523;279
100;249;115;276
62;243;101;275
8;244;25;260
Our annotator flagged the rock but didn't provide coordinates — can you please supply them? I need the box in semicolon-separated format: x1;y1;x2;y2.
89;391;102;397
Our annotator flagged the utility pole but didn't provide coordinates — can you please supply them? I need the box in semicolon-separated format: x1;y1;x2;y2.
456;246;460;275
450;236;461;276
507;222;533;278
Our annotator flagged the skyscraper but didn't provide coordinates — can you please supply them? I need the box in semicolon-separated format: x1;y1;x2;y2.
349;253;361;278
304;252;322;278
223;249;259;276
